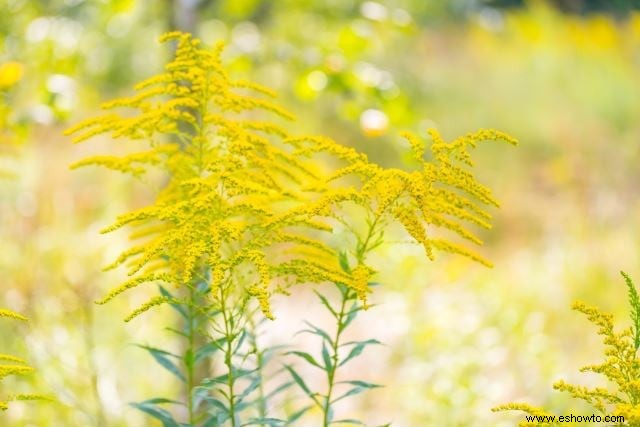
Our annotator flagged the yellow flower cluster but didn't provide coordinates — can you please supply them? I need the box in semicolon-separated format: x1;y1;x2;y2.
492;402;557;427
495;272;640;426
553;299;640;425
0;309;41;411
0;61;24;178
67;32;355;320
301;127;516;268
0;309;28;321
68;31;515;320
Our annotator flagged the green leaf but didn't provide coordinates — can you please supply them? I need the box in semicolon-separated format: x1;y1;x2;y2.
234;328;248;354
622;271;640;350
340;338;381;348
206;411;230;425
232;366;257;380
201;373;230;387
196;279;211;293
202;368;256;387
283;365;320;405
338;250;351;273
202;395;229;413
332;381;381;403
321;342;333;371
236;375;261;404
263;380;293;401
191;386;223;413
286;405;314;424
164;326;189;338
158;285;187;319
195;339;224;364
336;282;351;299
137;345;185;382
296;320;333;346
314;290;338;318
138;397;183;406
261;344;288;366
286;351;323;369
130;400;181;427
330;419;365;425
341;303;362;331
337;380;382;388
339;339;381;367
242;418;286;426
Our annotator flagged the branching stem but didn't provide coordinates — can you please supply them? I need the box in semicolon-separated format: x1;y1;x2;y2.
186;283;197;425
322;286;351;427
321;212;381;426
220;286;238;427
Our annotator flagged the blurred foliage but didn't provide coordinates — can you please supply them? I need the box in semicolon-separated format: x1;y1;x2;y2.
1;0;639;426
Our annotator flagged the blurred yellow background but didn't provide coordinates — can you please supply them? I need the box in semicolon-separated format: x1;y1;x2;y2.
1;0;639;425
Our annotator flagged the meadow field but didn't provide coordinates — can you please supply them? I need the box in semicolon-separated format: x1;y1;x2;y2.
1;1;639;426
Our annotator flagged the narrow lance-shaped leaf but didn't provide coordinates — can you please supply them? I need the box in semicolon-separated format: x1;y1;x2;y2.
286;405;314;424
341;301;363;331
236;375;261;404
322;342;333;372
159;285;188;319
261;380;293;402
137;345;185;382
622;271;640;351
339;339;381;367
332;381;382;404
313;290;338;318
242;418;287;426
130;400;181;427
330;419;365;425
286;351;323;369
283;365;320;406
295;320;334;346
194;338;225;364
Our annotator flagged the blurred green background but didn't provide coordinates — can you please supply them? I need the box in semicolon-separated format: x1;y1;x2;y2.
1;0;640;425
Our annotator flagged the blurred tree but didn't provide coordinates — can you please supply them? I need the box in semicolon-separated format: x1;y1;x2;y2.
484;0;640;14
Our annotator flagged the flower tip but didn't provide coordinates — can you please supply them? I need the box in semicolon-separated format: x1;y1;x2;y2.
570;300;585;310
158;31;185;43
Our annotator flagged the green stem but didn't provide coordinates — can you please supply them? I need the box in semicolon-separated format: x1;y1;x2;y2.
248;313;268;422
322;286;350;427
322;212;381;425
357;213;381;263
186;284;196;425
81;298;108;427
220;286;238;427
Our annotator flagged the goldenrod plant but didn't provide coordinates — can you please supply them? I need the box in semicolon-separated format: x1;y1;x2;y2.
66;31;359;322
494;271;640;426
0;309;46;411
0;61;24;177
0;63;46;414
67;31;515;426
283;128;516;425
66;31;371;425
